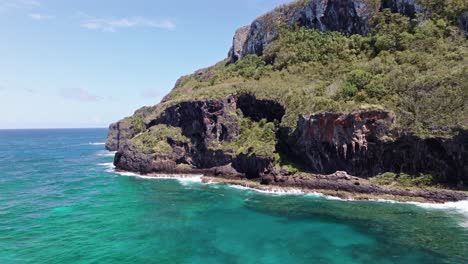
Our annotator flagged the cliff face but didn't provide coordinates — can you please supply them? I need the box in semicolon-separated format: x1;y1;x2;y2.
228;0;466;62
107;0;468;192
229;0;380;62
108;95;467;185
109;94;285;178
281;112;467;181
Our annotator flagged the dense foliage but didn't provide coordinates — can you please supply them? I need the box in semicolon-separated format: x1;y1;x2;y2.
213;112;278;158
370;172;434;188
166;10;466;137
132;125;189;154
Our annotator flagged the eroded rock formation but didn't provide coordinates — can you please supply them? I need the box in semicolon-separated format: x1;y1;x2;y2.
110;94;285;178
282;112;467;182
108;95;467;186
228;0;466;62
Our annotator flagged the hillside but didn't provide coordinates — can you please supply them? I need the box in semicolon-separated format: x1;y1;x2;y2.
106;0;468;201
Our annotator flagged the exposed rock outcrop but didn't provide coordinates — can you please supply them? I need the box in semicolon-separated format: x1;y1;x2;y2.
215;170;468;203
228;25;251;63
230;0;377;61
109;96;467;186
111;94;286;178
282;112;468;183
228;0;466;62
106;119;135;152
381;0;422;18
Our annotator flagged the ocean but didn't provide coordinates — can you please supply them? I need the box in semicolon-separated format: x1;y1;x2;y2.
0;128;466;263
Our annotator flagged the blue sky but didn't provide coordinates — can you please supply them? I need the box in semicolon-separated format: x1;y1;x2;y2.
0;0;292;129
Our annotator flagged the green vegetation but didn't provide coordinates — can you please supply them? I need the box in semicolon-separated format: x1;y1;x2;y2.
417;0;467;22
122;4;467;183
370;172;434;188
213;112;278;158
128;116;146;135
132;125;189;154
162;10;466;136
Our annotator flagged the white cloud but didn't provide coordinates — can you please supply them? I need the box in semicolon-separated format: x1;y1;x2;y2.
81;17;175;32
59;88;101;102
29;13;54;20
0;0;40;12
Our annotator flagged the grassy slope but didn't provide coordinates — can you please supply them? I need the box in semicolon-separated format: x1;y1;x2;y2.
162;10;467;138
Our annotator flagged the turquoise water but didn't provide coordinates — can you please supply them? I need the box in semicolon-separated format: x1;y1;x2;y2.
0;129;467;264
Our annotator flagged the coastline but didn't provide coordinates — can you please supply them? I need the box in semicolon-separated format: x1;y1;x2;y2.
110;167;468;204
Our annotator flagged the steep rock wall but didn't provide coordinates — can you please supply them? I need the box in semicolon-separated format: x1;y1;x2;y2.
282;111;467;183
229;0;466;62
111;94;286;177
108;95;467;185
106;119;135;152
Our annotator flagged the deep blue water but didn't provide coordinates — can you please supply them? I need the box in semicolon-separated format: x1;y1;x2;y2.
0;129;467;263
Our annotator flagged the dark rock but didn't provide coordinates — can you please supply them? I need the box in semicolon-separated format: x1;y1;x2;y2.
261;175;275;185
214;164;241;178
274;173;468;202
459;12;468;36
106;119;135;152
281;111;468;184
232;153;274;179
381;0;422;18
113;94;286;178
237;93;285;122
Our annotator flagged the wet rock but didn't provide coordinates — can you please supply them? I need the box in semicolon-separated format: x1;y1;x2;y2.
261;175;275;185
232;153;274;179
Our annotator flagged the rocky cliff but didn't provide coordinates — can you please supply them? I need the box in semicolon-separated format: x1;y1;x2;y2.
281;112;467;182
108;93;467;185
228;0;466;62
107;0;468;201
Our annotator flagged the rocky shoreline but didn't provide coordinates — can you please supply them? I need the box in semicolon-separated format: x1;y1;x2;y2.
106;0;468;205
108;93;467;204
114;168;468;204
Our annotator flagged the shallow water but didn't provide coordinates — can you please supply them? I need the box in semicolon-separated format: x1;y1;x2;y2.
0;129;466;264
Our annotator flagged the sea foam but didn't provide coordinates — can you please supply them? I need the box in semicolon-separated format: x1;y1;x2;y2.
107;168;468;227
97;151;117;157
112;169;203;184
89;142;106;146
97;162;115;173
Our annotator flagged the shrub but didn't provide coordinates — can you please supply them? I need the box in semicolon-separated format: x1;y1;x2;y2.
370;172;434;188
140;10;467;138
132;125;189;154
129;116;146;135
217;116;278;158
341;82;359;98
